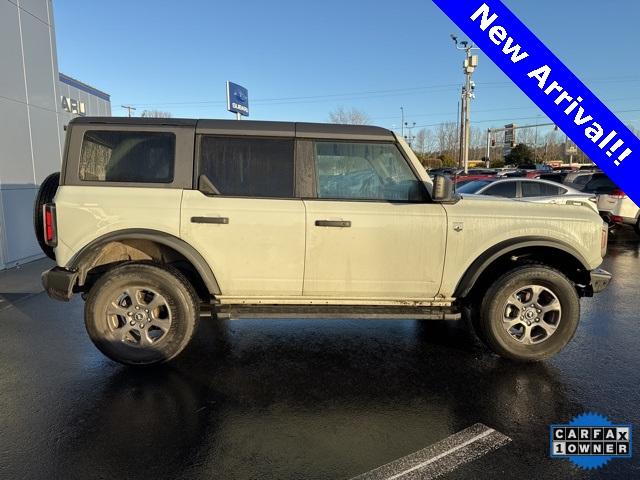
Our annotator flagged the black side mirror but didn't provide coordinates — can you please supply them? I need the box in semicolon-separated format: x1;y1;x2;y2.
432;175;455;202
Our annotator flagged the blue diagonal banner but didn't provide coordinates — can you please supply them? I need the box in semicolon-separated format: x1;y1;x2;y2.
433;0;640;204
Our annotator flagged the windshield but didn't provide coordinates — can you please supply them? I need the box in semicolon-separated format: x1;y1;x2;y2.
456;180;493;193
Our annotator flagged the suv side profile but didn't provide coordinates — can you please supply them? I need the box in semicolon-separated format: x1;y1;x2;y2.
37;117;611;365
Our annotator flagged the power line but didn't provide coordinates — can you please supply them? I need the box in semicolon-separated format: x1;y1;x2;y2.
409;108;640;129
120;76;640;109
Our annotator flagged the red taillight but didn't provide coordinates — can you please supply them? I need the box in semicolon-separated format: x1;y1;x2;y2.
43;203;57;247
611;189;626;199
610;215;624;224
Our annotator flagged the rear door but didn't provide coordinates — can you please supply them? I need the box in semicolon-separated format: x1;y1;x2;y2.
181;131;305;297
301;140;446;299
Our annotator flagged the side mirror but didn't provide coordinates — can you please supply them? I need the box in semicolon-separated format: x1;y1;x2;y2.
432;175;455;202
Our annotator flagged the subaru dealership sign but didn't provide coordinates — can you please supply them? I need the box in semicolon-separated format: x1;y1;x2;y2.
226;81;249;117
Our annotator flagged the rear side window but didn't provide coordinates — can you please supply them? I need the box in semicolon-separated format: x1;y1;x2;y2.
199;136;295;197
79;131;175;183
482;181;517;198
521;182;567;197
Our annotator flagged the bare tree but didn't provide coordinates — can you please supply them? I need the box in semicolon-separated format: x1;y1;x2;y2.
140;109;172;118
329;106;370;125
413;128;427;155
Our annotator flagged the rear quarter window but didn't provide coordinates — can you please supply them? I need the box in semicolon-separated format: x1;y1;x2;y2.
79;131;175;183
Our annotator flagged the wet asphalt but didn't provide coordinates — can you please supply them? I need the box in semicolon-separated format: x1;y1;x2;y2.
0;230;638;479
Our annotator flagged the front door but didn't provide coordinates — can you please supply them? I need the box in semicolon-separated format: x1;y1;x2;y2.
302;140;447;299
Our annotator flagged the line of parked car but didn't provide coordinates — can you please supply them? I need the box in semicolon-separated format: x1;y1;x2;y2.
428;165;639;236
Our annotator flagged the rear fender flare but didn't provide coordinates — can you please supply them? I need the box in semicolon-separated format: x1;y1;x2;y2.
68;229;221;295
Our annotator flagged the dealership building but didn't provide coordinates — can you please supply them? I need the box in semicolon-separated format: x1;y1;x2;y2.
0;0;111;269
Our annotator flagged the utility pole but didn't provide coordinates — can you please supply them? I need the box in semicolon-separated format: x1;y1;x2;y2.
486;128;491;167
458;87;465;168
451;35;479;174
404;121;416;146
121;105;136;117
400;106;405;138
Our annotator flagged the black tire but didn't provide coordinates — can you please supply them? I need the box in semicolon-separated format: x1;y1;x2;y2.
634;218;640;236
33;172;60;259
477;265;580;362
85;262;199;366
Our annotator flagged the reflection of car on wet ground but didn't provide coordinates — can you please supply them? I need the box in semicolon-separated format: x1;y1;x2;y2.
455;177;598;212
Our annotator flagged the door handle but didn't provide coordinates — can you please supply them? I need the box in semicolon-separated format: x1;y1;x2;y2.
315;220;351;228
191;216;229;224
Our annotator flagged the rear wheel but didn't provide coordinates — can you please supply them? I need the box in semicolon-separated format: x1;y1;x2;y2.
477;265;580;362
84;263;199;365
33;172;60;259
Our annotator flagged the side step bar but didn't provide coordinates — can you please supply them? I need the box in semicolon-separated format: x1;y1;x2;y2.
208;304;461;321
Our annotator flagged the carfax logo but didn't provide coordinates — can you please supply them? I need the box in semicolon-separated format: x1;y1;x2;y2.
550;413;632;470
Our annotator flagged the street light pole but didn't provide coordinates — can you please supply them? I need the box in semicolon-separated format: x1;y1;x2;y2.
451;35;479;174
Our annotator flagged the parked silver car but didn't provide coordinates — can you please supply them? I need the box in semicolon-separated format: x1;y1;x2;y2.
456;178;598;213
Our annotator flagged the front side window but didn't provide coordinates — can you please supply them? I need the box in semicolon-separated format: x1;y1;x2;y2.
482;181;517;198
80;131;175;183
199;136;295;197
314;141;424;201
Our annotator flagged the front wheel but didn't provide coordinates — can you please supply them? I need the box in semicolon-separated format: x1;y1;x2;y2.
84;263;199;365
477;265;580;362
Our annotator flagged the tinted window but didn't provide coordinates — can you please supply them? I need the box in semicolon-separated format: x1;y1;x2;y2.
521;182;566;197
538;173;564;183
80;131;175;183
572;174;593;186
199;136;294;197
583;175;617;193
315;142;423;201
482;181;517;198
456;180;493;193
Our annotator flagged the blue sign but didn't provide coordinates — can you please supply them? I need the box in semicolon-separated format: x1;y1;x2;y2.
550;412;632;470
432;0;640;204
226;81;249;117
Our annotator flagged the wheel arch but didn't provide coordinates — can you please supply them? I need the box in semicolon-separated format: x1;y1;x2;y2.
454;237;591;300
68;229;221;297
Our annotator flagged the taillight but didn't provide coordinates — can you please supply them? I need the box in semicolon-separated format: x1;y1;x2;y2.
611;189;626;199
43;203;57;247
610;215;624;224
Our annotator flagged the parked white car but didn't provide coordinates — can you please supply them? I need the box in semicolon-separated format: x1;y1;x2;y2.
455;178;598;213
581;173;640;234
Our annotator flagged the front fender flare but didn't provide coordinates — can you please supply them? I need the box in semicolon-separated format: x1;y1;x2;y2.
453;236;590;299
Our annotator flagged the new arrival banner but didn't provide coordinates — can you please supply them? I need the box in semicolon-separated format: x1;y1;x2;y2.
432;0;640;204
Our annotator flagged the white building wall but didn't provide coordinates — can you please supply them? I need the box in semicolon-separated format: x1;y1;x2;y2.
0;0;60;269
0;0;111;269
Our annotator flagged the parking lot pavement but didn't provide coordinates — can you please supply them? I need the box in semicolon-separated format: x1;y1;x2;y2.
0;232;638;480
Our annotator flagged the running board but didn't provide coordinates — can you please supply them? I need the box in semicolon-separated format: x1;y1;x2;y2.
209;304;461;321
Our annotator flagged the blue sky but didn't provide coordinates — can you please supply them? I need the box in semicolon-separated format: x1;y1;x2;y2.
53;0;640;133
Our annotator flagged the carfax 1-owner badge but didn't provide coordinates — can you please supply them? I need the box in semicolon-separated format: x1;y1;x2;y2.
550;412;632;469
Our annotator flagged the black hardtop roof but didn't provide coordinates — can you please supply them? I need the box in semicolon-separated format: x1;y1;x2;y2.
70;117;394;141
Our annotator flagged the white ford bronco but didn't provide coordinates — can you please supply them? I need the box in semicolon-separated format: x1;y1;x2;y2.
36;117;611;365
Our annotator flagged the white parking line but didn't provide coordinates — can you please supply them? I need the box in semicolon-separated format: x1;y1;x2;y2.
350;423;511;480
